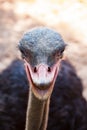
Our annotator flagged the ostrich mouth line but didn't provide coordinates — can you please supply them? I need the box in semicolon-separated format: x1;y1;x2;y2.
32;82;52;90
29;72;56;99
30;74;54;91
24;60;59;98
28;67;58;100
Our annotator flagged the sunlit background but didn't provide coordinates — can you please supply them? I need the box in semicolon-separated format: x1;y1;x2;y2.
0;0;87;98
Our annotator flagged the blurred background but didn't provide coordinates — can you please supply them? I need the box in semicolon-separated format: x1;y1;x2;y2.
0;0;87;98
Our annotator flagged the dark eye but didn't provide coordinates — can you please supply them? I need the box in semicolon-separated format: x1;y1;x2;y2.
59;53;63;59
55;50;64;60
60;51;64;59
19;48;25;59
60;48;64;54
58;46;65;59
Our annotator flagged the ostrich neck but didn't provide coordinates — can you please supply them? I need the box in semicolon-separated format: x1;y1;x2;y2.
25;88;50;130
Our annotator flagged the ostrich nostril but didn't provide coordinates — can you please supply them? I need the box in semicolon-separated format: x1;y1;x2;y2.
34;67;37;73
48;67;51;72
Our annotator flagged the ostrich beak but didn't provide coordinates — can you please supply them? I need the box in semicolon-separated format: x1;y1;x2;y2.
24;60;60;100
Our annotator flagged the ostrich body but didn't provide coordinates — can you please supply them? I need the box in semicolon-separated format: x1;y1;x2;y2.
18;27;66;130
0;27;87;130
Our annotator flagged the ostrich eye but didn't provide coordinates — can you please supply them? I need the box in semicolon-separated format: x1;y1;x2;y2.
19;48;26;59
60;44;67;54
59;49;64;58
59;52;63;59
57;46;65;59
19;47;32;62
20;49;24;54
60;48;65;54
55;52;63;60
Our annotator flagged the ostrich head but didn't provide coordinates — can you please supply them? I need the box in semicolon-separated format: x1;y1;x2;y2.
18;27;66;100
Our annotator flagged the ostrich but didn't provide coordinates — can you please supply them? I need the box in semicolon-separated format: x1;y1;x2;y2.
0;27;87;130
